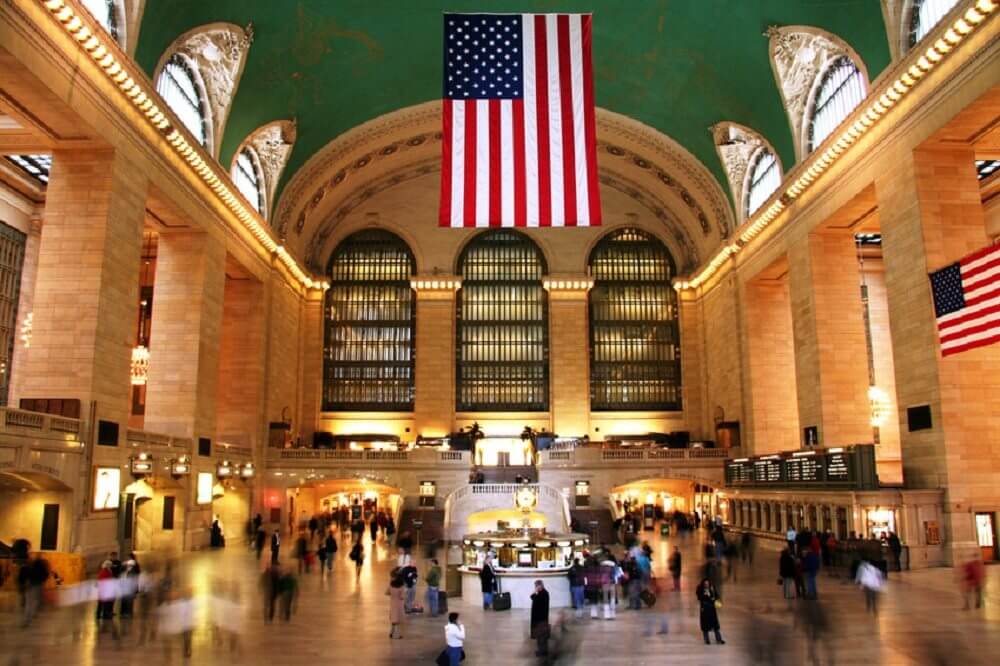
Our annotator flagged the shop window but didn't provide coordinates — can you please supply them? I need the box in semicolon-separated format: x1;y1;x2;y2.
589;228;681;410
806;56;866;153
323;230;415;411
456;230;548;411
0;222;25;405
909;0;960;47
156;54;210;148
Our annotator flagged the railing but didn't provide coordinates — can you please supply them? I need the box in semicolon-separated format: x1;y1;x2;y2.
601;450;645;460
440;451;465;461
125;429;192;453
218;443;253;458
444;482;572;534
548;451;572;461
540;447;733;465
268;448;470;465
0;407;81;443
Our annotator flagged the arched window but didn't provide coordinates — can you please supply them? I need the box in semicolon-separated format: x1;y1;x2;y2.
156;55;209;147
909;0;959;47
456;230;548;411
806;56;866;153
232;147;264;214
323;230;415;411
80;0;119;42
589;228;680;411
746;149;781;217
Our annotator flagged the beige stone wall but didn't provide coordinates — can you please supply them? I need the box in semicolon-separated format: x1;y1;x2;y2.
298;293;324;444
264;272;305;441
863;258;903;482
549;289;590;436
743;279;799;454
698;276;744;440
216;277;267;447
413;288;456;437
678;293;706;440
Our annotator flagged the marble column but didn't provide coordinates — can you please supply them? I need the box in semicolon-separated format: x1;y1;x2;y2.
413;279;459;437
547;281;591;436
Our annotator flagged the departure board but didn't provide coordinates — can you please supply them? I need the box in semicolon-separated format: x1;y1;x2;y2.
724;445;878;490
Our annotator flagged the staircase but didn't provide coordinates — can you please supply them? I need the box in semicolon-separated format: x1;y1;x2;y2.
570;509;616;545
397;509;445;546
443;483;571;541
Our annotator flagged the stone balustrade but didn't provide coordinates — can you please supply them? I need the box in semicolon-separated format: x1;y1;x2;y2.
266;447;470;466
539;446;733;465
125;428;192;453
0;407;82;445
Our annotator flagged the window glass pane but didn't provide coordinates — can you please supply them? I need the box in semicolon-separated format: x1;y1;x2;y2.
80;0;118;41
4;155;51;185
746;150;780;217
457;231;548;411
807;57;865;153
156;56;208;147
910;0;960;46
323;230;415;411
589;228;681;411
233;149;263;213
0;222;26;405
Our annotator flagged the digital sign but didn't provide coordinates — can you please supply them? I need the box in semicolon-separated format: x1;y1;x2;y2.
93;467;121;511
725;445;878;490
196;472;214;504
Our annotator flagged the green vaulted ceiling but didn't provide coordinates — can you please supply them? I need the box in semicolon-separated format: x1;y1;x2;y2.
135;1;892;208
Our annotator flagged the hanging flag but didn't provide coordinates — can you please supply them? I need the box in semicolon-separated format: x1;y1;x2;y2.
440;13;601;228
929;242;1000;356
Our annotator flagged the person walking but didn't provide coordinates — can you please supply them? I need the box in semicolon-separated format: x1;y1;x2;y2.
443;612;465;666
255;527;266;561
567;558;585;615
278;570;298;622
270;529;281;565
324;531;338;573
350;541;365;578
779;546;797;600
856;559;884;615
387;570;406;639
18;553;50;628
887;532;903;572
426;559;443;617
668;546;682;591
803;547;820;599
961;556;985;610
530;580;551;658
370;517;379;543
696;577;725;645
479;555;497;609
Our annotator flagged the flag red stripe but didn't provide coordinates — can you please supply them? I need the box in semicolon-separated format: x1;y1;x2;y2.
942;331;1000;356
513;99;527;228
534;14;552;227
961;255;1000;282
939;308;1000;343
489;99;501;227
557;15;577;226
440;100;453;227
959;243;1000;267
581;14;600;225
463;101;477;228
939;301;1000;332
959;284;1000;310
962;270;1000;296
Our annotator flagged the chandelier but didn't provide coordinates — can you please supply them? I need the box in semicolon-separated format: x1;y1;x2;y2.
20;312;32;348
868;385;890;428
130;345;150;385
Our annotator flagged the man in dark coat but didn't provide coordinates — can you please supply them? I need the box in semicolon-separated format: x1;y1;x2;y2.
270;529;281;564
530;580;551;657
478;556;497;609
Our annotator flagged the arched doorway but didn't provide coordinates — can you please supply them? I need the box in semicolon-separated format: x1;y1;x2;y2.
0;470;73;553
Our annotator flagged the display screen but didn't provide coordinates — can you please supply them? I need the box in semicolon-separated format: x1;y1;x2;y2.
786;455;823;483
724;445;876;490
754;459;782;483
93;467;121;510
196;472;213;504
826;452;851;481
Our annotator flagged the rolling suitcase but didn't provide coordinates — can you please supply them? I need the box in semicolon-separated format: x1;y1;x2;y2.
438;589;448;613
492;578;511;611
640;588;657;608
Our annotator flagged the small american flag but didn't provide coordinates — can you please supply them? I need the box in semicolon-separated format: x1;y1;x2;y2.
929;242;1000;356
440;13;601;228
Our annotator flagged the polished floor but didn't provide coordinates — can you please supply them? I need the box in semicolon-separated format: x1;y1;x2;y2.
1;529;998;665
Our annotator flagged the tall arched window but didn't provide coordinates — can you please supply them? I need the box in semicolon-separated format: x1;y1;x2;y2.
457;230;548;412
156;54;209;147
232;147;264;215
589;228;680;411
324;230;415;411
909;0;959;47
746;149;781;218
806;56;866;153
81;0;119;42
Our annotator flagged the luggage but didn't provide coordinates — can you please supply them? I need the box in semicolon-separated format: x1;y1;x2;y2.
492;591;511;611
438;589;448;613
640;588;657;608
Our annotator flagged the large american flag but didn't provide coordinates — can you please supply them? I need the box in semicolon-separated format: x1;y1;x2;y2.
440;13;601;228
929;242;1000;356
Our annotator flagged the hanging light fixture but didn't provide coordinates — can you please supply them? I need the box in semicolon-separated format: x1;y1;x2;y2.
130;344;150;385
130;238;155;386
20;312;33;348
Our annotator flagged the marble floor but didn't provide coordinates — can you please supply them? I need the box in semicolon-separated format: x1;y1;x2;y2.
1;530;998;665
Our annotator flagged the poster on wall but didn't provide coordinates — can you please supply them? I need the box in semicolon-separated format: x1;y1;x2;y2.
93;467;121;511
196;472;213;504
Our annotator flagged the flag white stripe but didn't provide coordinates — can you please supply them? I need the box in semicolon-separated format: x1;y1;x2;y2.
475;98;490;227
961;246;1000;272
500;100;514;228
450;100;465;228
545;14;564;227
939;306;1000;337
569;14;588;225
938;290;1000;326
961;264;1000;297
522;15;539;228
940;315;1000;349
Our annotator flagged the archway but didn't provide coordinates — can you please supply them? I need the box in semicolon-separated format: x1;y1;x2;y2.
0;470;73;553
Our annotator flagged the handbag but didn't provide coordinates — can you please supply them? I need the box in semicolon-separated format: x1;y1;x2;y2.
714;600;723;609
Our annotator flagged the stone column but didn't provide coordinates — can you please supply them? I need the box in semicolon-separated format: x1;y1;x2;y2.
297;288;325;447
215;277;267;449
876;145;1000;564
787;231;873;446
144;232;227;440
412;278;459;437
8;214;41;407
547;280;591;436
20;150;145;430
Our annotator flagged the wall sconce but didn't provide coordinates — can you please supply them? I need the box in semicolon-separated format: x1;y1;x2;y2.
130;452;153;476
216;460;233;479
239;462;255;480
170;455;191;478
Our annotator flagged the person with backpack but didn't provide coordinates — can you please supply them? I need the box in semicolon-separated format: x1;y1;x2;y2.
324;531;338;573
426;559;443;617
402;562;419;612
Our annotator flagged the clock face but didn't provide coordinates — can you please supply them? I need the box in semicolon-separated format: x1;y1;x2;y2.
515;486;537;510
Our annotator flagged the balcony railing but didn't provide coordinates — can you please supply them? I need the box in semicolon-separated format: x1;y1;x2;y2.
267;448;470;465
539;447;734;465
0;407;82;444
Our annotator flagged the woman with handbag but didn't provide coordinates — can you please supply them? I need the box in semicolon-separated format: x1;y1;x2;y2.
696;577;725;645
386;569;405;639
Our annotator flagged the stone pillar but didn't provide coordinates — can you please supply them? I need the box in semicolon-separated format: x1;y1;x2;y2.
144;232;226;440
547;281;590;436
298;289;325;447
678;291;706;439
8;214;42;406
413;279;458;437
876;145;1000;564
787;231;873;446
215;277;267;449
20;150;146;429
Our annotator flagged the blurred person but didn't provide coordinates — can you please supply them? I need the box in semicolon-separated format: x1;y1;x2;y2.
119;554;140;618
270;529;281;564
96;559;117;622
210;580;243;654
397;546;413;568
442;612;465;666
855;559;884;615
479;554;497;609
779;546;797;600
324;530;338;572
402;560;420;612
530;579;550;658
398;530;414;554
745;603;787;665
741;531;754;567
696;577;725;645
279;569;299;622
260;565;281;623
962;556;985;610
158;586;196;658
18;551;50;628
309;514;319;541
803;547;821;599
567;557;585;616
668;546;682;591
387;569;406;638
370;516;379;542
295;531;310;574
798;598;835;666
386;514;396;541
350;540;365;577
794;549;807;599
255;527;266;560
600;556;617;619
426;558;443;617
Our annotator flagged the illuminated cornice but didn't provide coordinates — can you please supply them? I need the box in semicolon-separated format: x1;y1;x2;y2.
36;0;325;291
675;0;998;292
